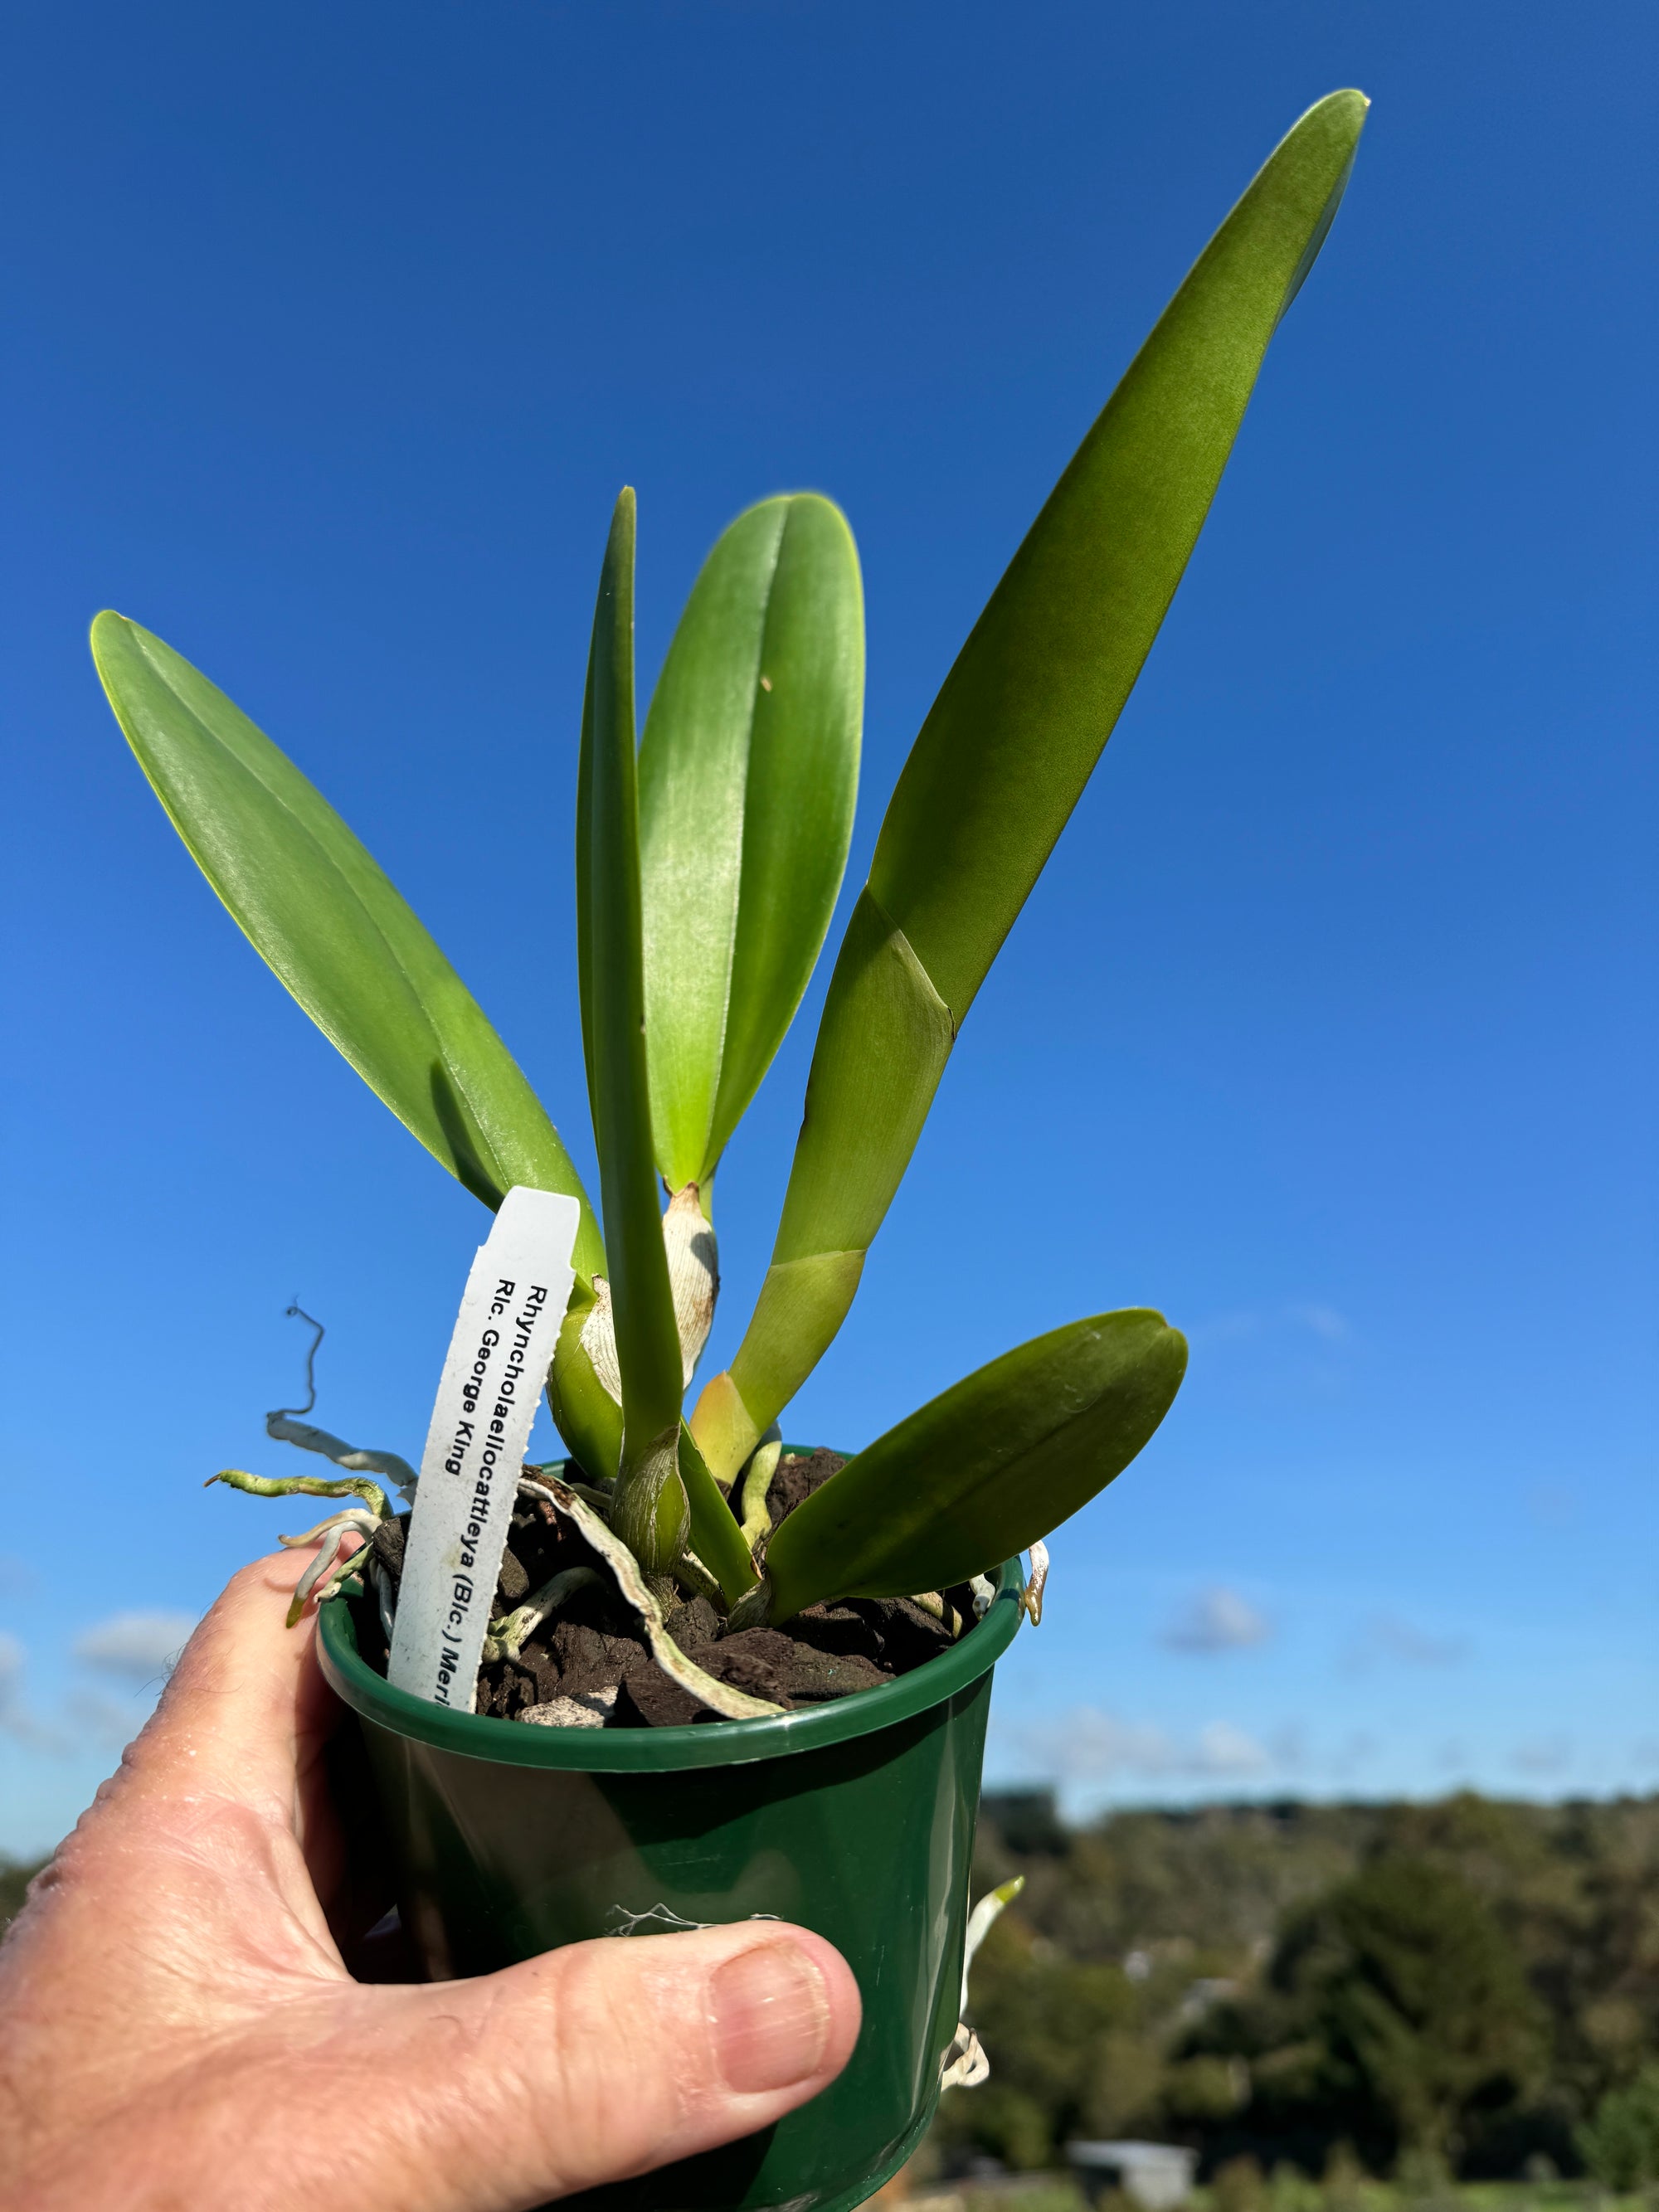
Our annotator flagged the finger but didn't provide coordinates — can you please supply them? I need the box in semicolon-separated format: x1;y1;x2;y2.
124;1551;339;1825
17;1556;355;1996
322;1922;862;2212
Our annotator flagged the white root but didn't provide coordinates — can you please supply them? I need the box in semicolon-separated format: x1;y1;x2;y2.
1023;1540;1049;1626
969;1574;995;1618
212;1466;393;1515
522;1470;615;1516
940;1875;1025;2092
484;1565;601;1660
278;1507;382;1550
272;1504;382;1626
285;1520;371;1626
960;1875;1024;2005
265;1412;418;1499
940;2031;990;2092
521;1472;784;1722
737;1429;784;1548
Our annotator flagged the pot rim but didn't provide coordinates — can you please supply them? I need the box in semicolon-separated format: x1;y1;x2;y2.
318;1555;1025;1773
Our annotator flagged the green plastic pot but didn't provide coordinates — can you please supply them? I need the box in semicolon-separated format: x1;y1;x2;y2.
317;1553;1024;2212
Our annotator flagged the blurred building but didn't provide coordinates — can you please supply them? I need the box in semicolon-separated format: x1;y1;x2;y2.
1067;2142;1199;2210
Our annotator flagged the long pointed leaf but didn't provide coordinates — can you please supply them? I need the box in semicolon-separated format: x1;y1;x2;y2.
577;492;690;1567
640;493;863;1191
695;90;1366;1479
761;1310;1187;1620
90;611;604;1280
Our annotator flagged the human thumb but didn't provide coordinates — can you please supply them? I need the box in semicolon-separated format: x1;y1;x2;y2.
332;1922;862;2212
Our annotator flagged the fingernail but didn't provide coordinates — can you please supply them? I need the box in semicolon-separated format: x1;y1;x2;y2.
709;1941;831;2093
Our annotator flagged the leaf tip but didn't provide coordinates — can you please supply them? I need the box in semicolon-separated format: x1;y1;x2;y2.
1148;1315;1190;1388
88;608;129;667
1308;85;1370;129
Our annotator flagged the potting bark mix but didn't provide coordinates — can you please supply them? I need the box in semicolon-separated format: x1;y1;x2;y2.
347;1449;975;1727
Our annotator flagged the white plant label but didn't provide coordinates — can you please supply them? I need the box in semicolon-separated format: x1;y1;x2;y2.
387;1186;581;1709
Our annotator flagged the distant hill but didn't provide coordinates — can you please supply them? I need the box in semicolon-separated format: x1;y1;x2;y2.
938;1791;1659;2180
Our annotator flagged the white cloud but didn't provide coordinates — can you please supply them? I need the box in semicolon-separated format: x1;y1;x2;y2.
1030;1709;1174;1780
1162;1586;1272;1653
1189;1303;1352;1348
0;1631;169;1759
1188;1310;1266;1346
73;1612;197;1683
1345;1614;1467;1670
65;1687;150;1753
0;1634;67;1753
1287;1304;1349;1342
1195;1722;1272;1775
1005;1706;1273;1784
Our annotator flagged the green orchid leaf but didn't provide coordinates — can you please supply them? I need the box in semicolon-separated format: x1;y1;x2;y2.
695;888;954;1473
90;610;603;1280
695;89;1366;1479
640;493;863;1193
761;1310;1188;1621
679;1420;760;1602
577;491;690;1565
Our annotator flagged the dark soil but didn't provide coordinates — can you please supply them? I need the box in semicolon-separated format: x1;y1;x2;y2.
347;1448;975;1729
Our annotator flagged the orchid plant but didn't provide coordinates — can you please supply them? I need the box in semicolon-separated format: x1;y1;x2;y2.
92;94;1365;1658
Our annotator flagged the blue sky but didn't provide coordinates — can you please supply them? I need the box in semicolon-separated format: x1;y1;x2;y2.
2;2;1653;1855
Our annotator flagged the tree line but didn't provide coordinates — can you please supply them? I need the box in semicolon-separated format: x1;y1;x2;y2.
937;1791;1659;2185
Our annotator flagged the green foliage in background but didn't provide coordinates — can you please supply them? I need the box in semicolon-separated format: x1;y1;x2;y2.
937;1793;1659;2181
1576;2069;1659;2192
0;1859;41;1941
93;93;1365;1630
1240;1860;1546;2161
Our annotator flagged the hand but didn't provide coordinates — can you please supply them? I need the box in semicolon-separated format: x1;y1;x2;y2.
0;1553;860;2212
